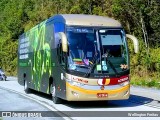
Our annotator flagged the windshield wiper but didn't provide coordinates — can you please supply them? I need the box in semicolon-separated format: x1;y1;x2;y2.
102;51;120;77
106;58;120;77
84;56;120;78
84;57;97;77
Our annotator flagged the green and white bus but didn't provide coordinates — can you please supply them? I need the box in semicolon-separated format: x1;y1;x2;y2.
18;14;138;103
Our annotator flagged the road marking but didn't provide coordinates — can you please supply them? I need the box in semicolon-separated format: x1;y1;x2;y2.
0;86;72;120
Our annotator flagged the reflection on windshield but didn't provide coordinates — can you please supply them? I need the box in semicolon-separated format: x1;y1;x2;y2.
67;27;97;71
98;29;128;73
66;27;129;74
100;30;126;57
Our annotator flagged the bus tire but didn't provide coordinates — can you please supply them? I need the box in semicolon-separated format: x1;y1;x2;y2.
50;82;61;104
24;79;30;93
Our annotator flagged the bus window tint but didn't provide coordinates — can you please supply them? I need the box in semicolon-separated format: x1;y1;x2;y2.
67;27;96;71
99;30;125;57
67;28;95;61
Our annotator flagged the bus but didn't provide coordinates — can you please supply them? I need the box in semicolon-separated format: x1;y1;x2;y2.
18;14;138;104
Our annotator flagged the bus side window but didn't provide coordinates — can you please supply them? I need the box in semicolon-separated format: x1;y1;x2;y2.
57;42;65;65
54;22;65;66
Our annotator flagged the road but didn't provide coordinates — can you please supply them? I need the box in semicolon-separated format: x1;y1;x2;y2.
0;77;160;120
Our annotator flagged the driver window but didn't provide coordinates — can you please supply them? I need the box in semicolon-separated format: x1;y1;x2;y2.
68;32;84;59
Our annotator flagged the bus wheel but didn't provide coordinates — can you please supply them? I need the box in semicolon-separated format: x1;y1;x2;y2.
50;82;61;104
24;80;30;93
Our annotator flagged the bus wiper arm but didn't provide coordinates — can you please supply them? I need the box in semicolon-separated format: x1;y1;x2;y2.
84;62;96;77
102;51;119;77
84;53;98;77
106;58;120;77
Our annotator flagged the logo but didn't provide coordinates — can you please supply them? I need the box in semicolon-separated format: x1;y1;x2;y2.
2;112;11;117
100;85;105;90
97;78;110;85
72;77;88;83
120;64;128;69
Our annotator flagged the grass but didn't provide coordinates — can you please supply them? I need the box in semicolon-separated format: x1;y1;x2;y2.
130;74;160;89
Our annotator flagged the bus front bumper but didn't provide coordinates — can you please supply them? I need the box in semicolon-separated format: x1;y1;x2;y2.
66;82;130;101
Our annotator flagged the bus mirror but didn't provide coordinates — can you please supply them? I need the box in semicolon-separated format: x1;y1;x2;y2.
126;34;139;53
59;32;68;53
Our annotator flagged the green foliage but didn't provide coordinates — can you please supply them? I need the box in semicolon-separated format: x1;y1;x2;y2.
0;0;159;89
131;75;160;88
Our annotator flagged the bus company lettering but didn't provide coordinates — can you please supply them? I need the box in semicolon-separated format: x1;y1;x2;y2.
118;76;129;83
20;37;29;43
19;37;29;59
72;77;88;83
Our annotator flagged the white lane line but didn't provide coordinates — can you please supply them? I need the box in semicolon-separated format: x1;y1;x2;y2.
0;86;72;120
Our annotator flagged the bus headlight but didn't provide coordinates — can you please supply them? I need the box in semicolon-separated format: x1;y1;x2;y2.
119;81;129;86
68;81;84;87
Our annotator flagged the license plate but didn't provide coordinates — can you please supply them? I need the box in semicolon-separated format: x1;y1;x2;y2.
97;93;108;98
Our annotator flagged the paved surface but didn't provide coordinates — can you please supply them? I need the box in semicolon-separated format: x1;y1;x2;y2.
131;86;160;102
0;77;159;120
0;88;49;111
0;88;64;120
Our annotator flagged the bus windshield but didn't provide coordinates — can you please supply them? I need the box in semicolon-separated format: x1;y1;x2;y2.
67;27;129;74
67;27;96;72
98;29;129;74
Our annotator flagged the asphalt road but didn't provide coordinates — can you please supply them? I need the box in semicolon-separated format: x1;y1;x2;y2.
0;88;50;111
0;88;64;120
0;77;160;120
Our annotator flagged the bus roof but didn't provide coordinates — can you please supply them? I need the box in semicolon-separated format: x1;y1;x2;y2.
19;14;122;38
52;14;122;27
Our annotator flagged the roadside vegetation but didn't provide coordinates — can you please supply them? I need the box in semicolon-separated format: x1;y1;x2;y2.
0;0;160;88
